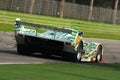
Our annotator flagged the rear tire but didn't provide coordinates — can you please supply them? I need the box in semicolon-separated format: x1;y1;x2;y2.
75;41;83;62
17;44;33;55
42;52;51;58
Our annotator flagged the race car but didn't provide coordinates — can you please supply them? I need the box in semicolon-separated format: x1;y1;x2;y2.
14;18;103;63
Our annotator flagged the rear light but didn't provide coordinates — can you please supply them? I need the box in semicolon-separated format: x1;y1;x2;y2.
65;42;71;46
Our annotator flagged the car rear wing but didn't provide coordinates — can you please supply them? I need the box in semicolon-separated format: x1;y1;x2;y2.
15;19;72;34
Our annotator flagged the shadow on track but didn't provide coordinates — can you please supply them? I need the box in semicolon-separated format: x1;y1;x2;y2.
0;49;74;62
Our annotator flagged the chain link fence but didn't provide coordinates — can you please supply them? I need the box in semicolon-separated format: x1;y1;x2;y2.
0;0;120;24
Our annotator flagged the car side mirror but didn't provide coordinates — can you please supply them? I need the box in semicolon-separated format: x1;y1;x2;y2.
79;32;84;36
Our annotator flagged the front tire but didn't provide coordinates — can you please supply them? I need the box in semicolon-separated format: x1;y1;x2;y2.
96;45;103;63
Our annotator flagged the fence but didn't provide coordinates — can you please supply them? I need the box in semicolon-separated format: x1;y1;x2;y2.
0;0;120;24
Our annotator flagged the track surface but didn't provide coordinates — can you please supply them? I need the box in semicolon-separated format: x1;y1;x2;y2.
0;32;120;64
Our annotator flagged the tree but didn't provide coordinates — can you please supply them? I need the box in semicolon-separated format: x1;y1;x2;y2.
29;0;35;14
88;0;94;21
113;0;119;24
60;0;65;18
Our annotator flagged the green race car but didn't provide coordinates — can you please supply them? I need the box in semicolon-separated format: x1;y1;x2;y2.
14;18;103;63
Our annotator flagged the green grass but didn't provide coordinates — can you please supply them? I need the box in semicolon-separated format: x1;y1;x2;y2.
0;63;119;80
0;10;120;40
0;23;13;31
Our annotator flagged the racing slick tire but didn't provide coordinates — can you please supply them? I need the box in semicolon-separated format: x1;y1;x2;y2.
17;44;33;55
75;41;83;62
96;45;103;63
42;52;51;58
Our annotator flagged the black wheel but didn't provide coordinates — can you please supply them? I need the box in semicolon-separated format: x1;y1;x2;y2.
17;44;33;55
42;53;51;58
96;45;103;63
42;49;51;58
75;41;83;62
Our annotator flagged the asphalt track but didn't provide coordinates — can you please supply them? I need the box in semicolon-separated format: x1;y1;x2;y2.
0;32;120;64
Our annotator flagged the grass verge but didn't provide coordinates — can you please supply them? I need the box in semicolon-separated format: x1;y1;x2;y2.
0;10;120;40
0;63;119;80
